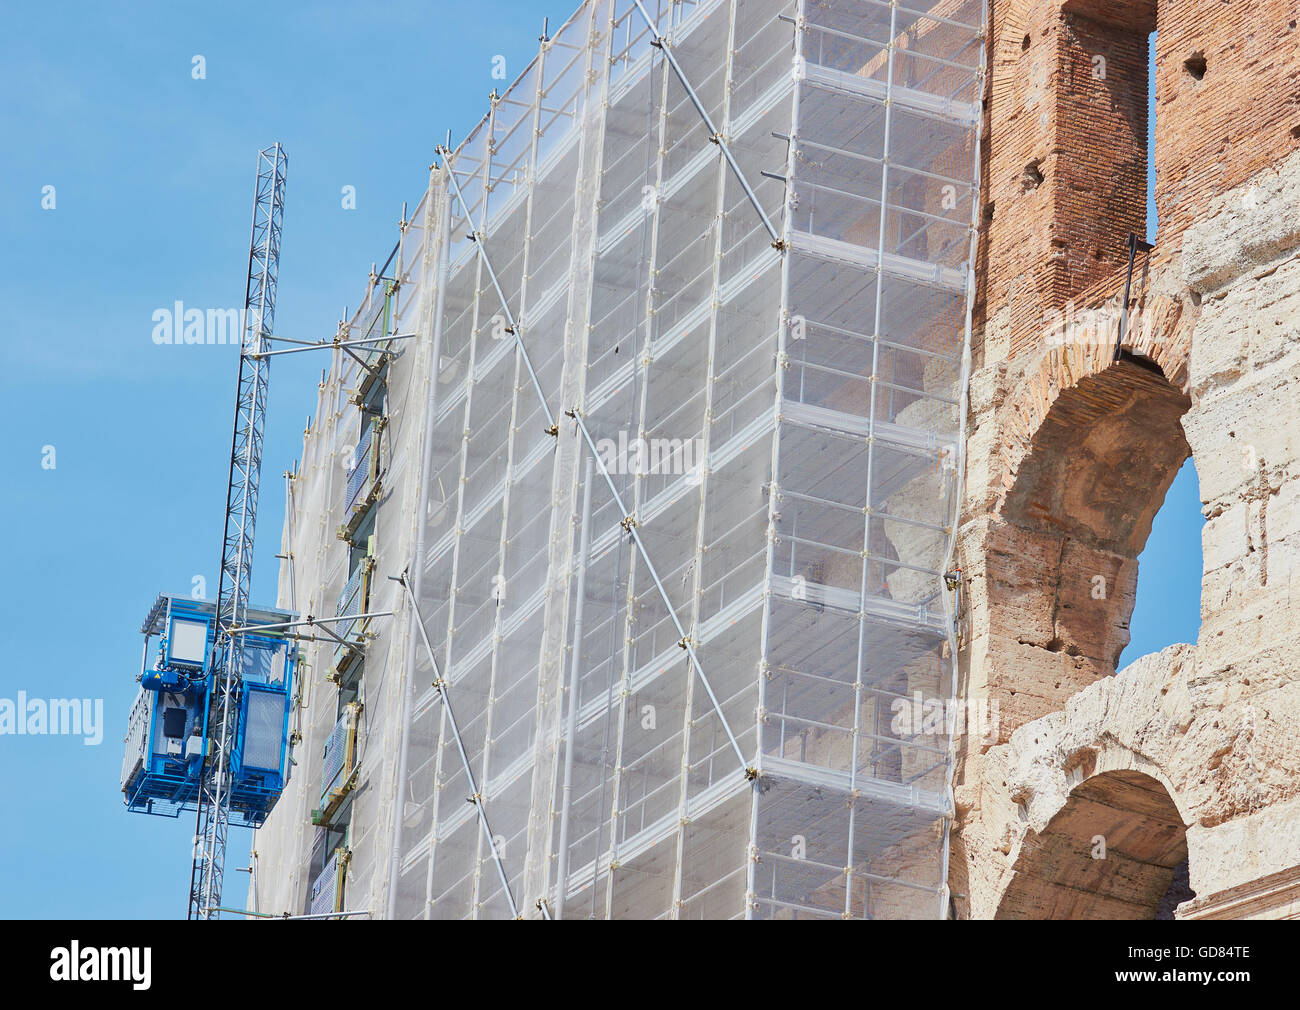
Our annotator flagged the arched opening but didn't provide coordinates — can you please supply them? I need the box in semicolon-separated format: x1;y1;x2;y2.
991;5;1202;724
996;770;1192;919
988;358;1191;737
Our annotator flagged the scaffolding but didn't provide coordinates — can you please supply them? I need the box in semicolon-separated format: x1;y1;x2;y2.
372;0;988;920
256;0;986;920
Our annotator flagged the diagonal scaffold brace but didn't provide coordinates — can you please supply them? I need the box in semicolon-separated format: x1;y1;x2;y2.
630;0;784;250
567;406;756;780
436;149;560;438
396;572;522;919
435;139;759;786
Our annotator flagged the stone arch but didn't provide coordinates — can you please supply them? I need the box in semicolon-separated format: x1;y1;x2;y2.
996;768;1190;919
970;350;1195;739
954;646;1204;920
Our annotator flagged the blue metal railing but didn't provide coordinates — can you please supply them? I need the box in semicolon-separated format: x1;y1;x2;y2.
321;713;349;802
336;564;366;643
345;422;375;515
310;849;341;916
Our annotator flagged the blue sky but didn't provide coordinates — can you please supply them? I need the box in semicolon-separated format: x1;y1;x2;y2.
0;15;1200;919
1121;34;1203;668
0;0;575;919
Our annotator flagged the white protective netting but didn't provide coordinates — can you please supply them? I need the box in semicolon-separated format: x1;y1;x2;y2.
383;0;985;919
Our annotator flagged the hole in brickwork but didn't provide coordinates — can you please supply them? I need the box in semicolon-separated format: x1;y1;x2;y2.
984;201;996;223
1021;33;1031;51
1117;350;1165;378
1183;53;1206;80
1021;159;1045;191
1290;125;1300;140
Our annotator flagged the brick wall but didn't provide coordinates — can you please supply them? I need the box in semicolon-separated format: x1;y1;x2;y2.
980;0;1156;361
1155;0;1300;247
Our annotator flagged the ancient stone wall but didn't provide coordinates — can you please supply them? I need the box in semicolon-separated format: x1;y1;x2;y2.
956;0;1300;918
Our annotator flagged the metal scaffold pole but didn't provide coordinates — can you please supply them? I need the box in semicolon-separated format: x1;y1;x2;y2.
396;574;521;919
189;143;288;921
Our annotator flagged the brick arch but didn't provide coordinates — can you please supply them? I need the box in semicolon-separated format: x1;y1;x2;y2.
995;279;1195;514
1002;357;1191;554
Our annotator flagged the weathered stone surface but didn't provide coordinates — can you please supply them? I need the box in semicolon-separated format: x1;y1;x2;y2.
956;0;1300;919
1183;151;1300;295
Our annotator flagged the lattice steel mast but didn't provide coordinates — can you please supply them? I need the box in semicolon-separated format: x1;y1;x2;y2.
189;144;288;920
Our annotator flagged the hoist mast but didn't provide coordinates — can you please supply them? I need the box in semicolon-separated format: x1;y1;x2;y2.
189;144;288;920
